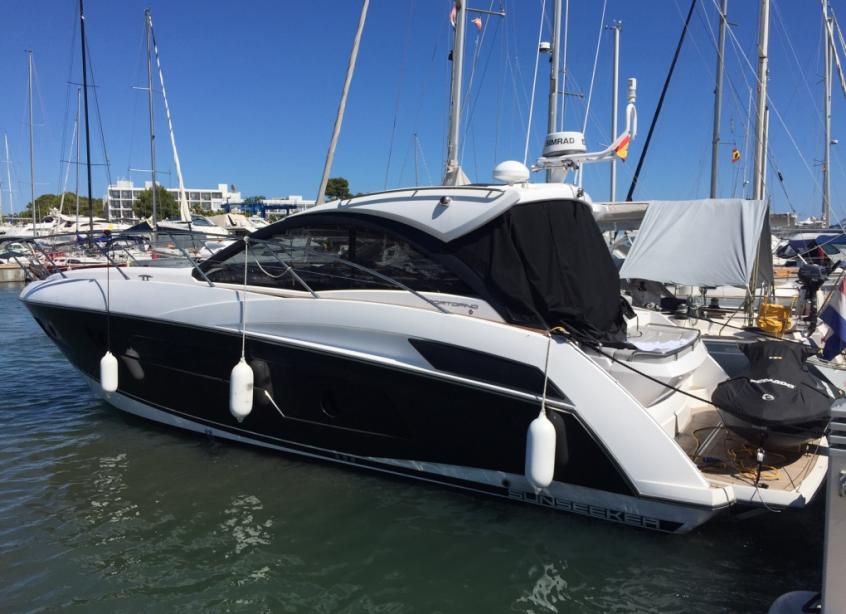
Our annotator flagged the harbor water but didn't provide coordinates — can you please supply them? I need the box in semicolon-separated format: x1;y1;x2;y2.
0;284;824;613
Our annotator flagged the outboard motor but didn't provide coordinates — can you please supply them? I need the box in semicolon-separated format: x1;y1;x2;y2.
797;264;826;335
712;340;832;450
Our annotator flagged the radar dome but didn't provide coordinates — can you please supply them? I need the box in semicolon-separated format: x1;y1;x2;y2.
492;160;530;185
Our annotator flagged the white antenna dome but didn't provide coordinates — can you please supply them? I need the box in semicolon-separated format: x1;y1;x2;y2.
493;160;530;184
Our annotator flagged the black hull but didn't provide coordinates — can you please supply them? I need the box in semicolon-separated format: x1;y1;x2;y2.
25;302;705;532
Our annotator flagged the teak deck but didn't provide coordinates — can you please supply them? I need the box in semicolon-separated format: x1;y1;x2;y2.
677;406;820;492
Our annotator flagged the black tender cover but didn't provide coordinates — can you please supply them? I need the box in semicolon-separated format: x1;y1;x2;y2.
712;340;832;431
448;199;628;343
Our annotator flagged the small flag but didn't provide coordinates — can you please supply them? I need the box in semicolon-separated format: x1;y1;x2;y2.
614;135;631;161
449;4;457;28
731;148;741;163
821;276;846;359
471;17;482;31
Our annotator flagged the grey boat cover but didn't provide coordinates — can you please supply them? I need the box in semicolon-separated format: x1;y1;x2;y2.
618;198;773;287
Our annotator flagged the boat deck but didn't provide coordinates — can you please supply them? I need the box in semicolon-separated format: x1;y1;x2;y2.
676;406;822;492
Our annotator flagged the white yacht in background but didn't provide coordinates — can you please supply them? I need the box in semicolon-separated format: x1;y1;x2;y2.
156;214;231;237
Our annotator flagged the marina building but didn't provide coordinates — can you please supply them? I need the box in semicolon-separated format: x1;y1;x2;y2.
105;179;242;220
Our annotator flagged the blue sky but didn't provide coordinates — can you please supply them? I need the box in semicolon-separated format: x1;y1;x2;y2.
0;0;842;220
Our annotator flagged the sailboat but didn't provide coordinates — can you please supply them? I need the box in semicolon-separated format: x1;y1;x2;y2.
136;10;228;239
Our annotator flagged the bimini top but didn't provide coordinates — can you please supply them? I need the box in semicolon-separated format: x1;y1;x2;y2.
205;183;628;343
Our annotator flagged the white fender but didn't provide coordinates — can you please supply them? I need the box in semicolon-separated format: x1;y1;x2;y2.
229;358;254;422
525;411;556;490
100;351;119;393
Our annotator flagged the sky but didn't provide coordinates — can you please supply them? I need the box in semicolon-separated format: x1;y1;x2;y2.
0;0;843;221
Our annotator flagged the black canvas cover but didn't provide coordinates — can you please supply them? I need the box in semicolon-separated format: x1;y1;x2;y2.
712;340;832;434
448;200;628;343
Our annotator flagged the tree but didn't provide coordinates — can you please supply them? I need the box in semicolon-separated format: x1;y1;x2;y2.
133;185;180;220
23;192;104;220
243;195;266;205
325;177;351;201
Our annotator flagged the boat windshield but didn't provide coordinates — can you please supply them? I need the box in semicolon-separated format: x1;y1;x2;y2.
202;222;475;296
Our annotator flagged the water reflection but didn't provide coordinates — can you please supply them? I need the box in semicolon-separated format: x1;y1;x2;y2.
220;494;273;556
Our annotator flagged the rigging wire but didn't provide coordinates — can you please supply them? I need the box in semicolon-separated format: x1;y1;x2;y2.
494;11;506;162
57;119;78;214
461;14;504;161
627;0;697;201
523;0;547;165
417;135;434;185
506;0;532;157
84;32;114;192
383;0;416;189
581;0;607;134
126;26;147;182
57;3;78;197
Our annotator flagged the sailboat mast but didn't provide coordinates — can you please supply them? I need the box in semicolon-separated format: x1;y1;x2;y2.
823;0;833;227
609;21;621;199
752;0;769;202
148;10;190;222
3;134;12;216
145;9;158;226
547;0;562;183
444;1;467;184
315;0;369;205
710;0;728;198
27;50;36;237
80;0;94;242
559;0;569;129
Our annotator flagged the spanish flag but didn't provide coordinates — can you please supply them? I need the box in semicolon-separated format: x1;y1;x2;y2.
731;148;741;163
615;135;631;161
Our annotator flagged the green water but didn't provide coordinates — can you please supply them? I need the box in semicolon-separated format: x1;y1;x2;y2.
0;285;823;612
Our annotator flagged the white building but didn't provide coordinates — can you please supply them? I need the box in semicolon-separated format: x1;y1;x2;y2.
105;179;242;220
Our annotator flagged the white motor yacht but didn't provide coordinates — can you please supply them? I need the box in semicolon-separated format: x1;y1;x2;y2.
20;179;830;533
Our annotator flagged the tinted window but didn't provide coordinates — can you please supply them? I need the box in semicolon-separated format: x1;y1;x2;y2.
204;222;474;295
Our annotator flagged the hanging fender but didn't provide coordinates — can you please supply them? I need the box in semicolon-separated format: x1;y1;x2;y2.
100;351;118;393
525;410;557;491
229;358;254;422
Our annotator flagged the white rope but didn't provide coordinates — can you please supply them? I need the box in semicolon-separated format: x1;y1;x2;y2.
241;237;248;360
581;0;607;134
105;242;111;351
539;332;553;416
523;0;547;165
